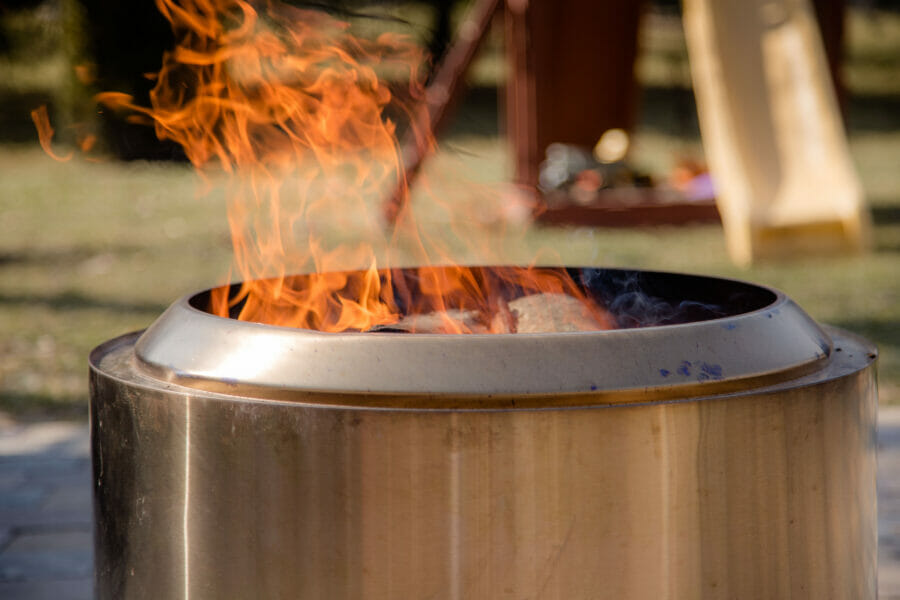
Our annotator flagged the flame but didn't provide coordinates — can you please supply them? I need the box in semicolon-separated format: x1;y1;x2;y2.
74;63;97;85
31;106;73;162
90;0;613;333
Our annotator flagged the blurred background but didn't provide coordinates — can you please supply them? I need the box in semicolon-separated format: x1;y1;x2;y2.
0;0;898;418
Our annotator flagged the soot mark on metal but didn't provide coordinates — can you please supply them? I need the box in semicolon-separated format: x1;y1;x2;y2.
698;363;724;381
661;361;723;381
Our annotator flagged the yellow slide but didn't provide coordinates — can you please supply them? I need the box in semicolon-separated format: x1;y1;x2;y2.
683;0;870;265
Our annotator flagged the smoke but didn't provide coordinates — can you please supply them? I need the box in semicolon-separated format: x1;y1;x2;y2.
579;268;727;328
607;294;724;328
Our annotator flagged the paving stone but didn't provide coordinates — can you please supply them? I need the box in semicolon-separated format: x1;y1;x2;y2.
19;458;90;479
42;485;91;514
881;408;900;599
0;507;91;530
5;529;91;552
0;469;25;490
22;466;91;490
0;548;92;582
0;486;48;510
0;578;93;600
0;529;94;584
0;423;89;458
0;528;12;551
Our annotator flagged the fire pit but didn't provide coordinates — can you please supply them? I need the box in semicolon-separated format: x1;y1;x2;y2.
90;266;877;598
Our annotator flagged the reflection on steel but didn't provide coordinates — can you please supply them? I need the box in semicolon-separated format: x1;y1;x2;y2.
90;269;878;599
181;392;191;600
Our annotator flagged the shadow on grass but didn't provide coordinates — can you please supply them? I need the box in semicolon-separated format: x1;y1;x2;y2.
1;81;897;150
873;204;900;225
846;91;900;133
0;391;88;421
0;244;147;267
639;85;702;139
637;86;900;138
0;290;166;315
412;83;900;143
438;85;500;139
440;84;706;142
874;237;900;254
870;203;900;253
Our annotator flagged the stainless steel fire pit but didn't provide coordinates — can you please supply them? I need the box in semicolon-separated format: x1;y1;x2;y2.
90;267;878;599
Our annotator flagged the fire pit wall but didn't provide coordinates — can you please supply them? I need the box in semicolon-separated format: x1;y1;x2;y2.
90;268;877;599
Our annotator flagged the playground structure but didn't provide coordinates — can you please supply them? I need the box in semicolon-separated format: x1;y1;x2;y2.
394;0;869;265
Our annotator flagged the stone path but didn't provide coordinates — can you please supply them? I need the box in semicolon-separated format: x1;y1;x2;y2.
2;409;900;599
879;408;900;598
0;420;92;599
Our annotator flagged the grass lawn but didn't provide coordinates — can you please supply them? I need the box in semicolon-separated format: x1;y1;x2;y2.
0;4;898;417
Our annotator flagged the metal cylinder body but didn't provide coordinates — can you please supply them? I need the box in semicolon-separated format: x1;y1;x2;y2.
91;326;877;599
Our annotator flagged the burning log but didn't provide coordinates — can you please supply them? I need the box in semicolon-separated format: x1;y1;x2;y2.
507;292;611;333
367;290;613;333
367;309;485;334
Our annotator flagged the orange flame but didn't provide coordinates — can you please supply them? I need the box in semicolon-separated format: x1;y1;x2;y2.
31;106;73;162
92;0;613;333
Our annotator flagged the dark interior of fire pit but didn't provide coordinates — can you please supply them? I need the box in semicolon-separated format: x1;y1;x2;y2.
188;267;777;331
576;268;775;328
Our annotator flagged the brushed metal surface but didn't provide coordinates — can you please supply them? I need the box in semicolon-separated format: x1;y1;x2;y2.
91;327;877;599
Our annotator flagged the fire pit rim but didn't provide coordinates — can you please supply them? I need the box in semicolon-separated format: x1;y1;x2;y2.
131;267;834;398
188;265;781;334
92;326;873;412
